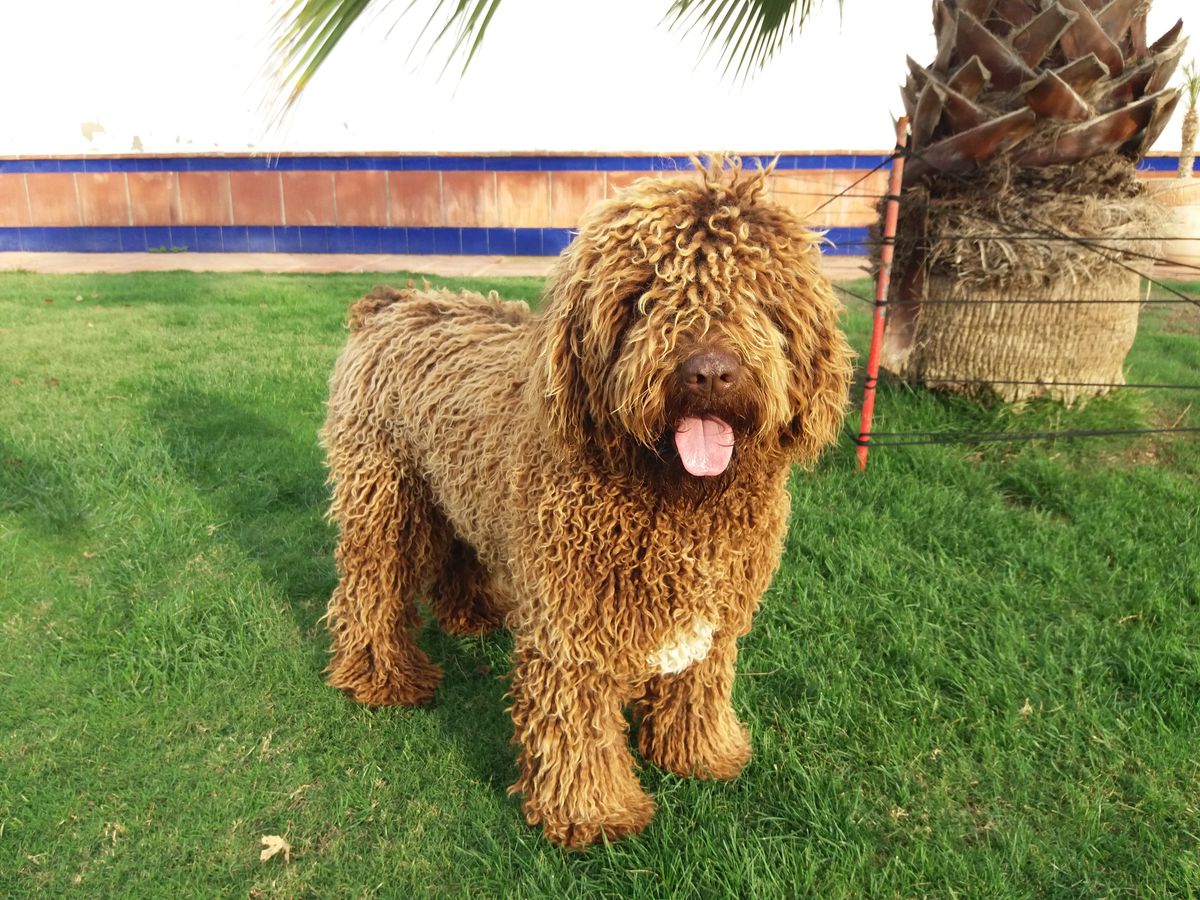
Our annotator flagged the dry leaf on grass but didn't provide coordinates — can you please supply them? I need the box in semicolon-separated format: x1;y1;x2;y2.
259;834;291;864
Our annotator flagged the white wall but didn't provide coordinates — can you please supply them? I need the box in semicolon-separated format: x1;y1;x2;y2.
1;0;1192;155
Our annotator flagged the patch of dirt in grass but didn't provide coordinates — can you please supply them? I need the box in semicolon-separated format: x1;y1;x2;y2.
1144;301;1200;336
1095;401;1195;467
314;826;342;854
1094;438;1178;469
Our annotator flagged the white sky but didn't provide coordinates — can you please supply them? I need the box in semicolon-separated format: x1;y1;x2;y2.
0;0;1192;155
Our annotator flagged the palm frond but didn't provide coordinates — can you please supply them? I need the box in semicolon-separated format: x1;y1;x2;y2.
270;0;832;115
666;0;839;81
270;0;504;112
1183;59;1200;110
271;0;376;110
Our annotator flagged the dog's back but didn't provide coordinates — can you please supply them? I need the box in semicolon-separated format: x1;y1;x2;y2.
328;284;535;569
347;283;531;332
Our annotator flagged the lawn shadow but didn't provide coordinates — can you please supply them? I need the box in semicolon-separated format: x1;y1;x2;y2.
423;626;521;794
148;386;523;793
0;432;89;541
147;387;335;639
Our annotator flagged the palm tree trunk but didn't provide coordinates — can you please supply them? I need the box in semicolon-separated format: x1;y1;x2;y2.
1181;108;1198;178
880;156;1162;404
891;270;1142;404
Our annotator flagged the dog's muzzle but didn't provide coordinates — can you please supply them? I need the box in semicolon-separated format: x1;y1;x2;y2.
672;349;741;477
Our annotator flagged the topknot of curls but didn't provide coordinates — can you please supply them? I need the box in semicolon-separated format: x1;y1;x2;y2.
689;153;774;207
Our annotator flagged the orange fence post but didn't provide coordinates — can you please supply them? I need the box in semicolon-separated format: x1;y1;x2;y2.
856;117;909;471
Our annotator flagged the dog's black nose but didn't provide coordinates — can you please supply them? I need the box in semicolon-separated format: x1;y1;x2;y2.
679;350;742;398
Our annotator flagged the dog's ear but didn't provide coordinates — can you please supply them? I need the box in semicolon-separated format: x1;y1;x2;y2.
774;278;856;466
531;261;644;451
532;282;591;447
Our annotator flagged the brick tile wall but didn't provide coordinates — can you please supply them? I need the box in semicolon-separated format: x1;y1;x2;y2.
388;171;442;227
0;173;31;227
178;172;232;226
25;173;80;226
77;173;130;226
281;171;335;226
127;172;179;225
496;172;551;227
231;171;283;225
334;171;389;226
0;153;1187;254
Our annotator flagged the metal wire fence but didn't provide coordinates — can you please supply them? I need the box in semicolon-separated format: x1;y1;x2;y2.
807;142;1200;461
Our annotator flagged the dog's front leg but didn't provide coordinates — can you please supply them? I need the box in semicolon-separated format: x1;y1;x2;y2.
635;631;751;780
507;638;654;849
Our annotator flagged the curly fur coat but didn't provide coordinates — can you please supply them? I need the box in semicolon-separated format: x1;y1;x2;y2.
321;160;854;848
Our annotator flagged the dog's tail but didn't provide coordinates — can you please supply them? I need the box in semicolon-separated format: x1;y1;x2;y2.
347;281;424;330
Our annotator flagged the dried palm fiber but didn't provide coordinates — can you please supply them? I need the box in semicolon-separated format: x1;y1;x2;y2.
880;154;1164;403
877;0;1186;404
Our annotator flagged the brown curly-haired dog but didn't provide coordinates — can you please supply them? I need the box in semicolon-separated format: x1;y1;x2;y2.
321;159;854;849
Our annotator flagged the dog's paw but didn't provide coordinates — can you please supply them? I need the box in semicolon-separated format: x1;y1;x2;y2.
529;790;656;850
639;714;751;781
326;650;443;707
433;604;505;637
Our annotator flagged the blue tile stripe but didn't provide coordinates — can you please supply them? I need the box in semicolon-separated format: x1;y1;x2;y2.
1137;156;1196;172
0;153;909;174
2;153;1188;175
0;225;870;256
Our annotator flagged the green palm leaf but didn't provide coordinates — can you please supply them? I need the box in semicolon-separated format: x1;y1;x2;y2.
665;0;839;81
270;0;505;111
271;0;374;110
270;0;833;108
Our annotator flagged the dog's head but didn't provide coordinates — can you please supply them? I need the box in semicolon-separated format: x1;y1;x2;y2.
531;157;854;482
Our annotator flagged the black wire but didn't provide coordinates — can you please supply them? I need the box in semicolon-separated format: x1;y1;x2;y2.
905;297;1198;305
832;283;877;305
1022;220;1200;293
820;147;1200;274
851;427;1200;447
846;233;1200;245
830;234;1200;278
807;151;901;218
1079;240;1200;275
920;378;1200;391
917;232;1200;275
925;233;1195;243
832;283;1198;308
896;145;1200;308
840;144;1200;454
773;190;889;200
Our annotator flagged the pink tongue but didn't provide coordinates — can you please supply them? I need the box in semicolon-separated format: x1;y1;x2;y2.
674;417;734;477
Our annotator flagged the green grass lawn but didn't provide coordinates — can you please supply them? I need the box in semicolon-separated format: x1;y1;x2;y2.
1;269;1198;897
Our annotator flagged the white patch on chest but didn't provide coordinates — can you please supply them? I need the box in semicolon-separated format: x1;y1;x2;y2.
650;619;716;675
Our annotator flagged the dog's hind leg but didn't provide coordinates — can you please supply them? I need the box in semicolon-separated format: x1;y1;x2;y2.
427;539;506;636
323;436;448;707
